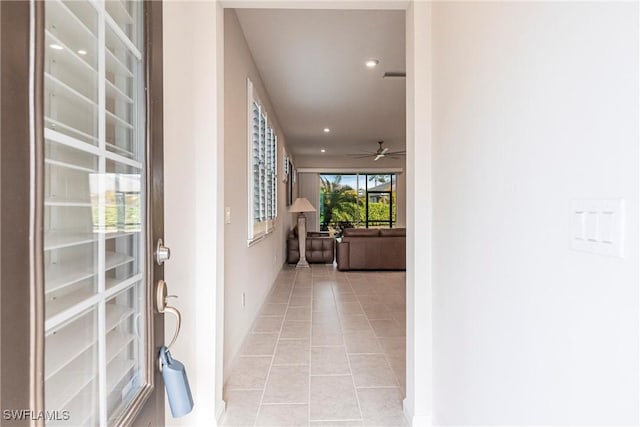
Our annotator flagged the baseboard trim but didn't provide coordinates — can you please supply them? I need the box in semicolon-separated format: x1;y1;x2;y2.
410;414;433;426
403;399;432;426
216;399;226;426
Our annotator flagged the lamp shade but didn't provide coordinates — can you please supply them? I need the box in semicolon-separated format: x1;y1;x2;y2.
289;197;316;213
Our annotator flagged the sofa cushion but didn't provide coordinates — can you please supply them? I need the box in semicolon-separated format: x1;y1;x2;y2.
379;228;406;237
343;228;380;237
308;231;330;237
287;235;335;264
337;227;407;271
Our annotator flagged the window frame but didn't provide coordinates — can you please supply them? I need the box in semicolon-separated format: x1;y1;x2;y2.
318;173;397;230
247;78;278;245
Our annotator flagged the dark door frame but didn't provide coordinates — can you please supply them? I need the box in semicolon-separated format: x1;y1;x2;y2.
0;1;45;423
129;1;166;425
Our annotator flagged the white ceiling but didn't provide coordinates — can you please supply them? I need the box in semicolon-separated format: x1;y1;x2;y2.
235;9;406;160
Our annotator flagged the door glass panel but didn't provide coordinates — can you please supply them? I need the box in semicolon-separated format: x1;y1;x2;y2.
105;24;138;159
44;1;147;425
44;0;98;145
105;1;141;48
103;160;142;289
106;284;145;422
45;309;99;426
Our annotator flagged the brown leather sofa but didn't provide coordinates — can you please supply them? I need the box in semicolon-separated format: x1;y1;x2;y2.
336;228;406;271
287;229;335;264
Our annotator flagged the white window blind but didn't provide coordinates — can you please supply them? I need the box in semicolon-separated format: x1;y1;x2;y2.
247;79;278;243
267;129;278;221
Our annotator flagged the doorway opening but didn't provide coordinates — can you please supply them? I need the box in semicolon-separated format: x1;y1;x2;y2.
218;2;428;424
161;1;430;425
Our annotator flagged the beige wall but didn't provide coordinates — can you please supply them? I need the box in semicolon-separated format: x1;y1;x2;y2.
431;2;639;424
223;8;295;381
163;2;224;424
295;154;405;170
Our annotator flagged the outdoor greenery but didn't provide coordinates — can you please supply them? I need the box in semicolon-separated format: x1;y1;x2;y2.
319;175;359;227
319;174;396;230
91;190;141;233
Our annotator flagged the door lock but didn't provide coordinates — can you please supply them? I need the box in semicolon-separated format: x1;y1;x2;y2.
156;238;171;265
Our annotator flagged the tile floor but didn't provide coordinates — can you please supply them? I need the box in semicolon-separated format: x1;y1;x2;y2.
223;264;406;427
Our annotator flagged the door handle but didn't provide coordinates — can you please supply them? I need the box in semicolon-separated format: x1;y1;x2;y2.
156;280;181;349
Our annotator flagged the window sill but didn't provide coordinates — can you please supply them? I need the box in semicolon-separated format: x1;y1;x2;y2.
247;227;275;247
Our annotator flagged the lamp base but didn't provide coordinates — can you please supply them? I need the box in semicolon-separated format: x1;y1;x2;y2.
296;213;311;268
295;259;310;269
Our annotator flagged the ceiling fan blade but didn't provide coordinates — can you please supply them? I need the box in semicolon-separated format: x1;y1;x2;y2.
347;142;406;160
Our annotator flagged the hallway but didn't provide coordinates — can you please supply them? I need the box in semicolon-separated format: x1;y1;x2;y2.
223;265;407;426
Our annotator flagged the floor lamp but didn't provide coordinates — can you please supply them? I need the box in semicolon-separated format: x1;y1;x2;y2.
289;197;316;268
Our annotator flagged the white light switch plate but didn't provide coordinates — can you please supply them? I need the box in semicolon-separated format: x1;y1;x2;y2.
570;199;624;257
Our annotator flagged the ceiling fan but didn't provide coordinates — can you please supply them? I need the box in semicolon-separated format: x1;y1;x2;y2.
350;141;406;161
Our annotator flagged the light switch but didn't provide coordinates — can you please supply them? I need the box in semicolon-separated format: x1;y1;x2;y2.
225;207;231;224
573;211;585;240
585;211;598;242
599;212;614;243
570;199;624;257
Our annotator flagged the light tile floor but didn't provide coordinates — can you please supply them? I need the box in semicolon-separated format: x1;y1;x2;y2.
223;264;406;427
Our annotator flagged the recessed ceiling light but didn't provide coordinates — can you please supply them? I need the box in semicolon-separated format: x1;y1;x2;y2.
77;49;87;55
49;44;63;50
365;59;379;68
321;149;326;153
323;128;330;133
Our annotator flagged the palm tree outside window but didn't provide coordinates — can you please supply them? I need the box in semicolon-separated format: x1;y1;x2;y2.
319;173;396;232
